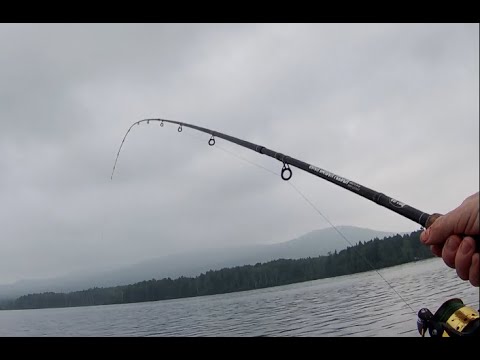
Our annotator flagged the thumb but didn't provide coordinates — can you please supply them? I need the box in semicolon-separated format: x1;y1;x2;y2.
423;211;459;245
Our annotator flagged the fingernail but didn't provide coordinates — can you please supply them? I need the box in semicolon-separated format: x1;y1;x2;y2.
461;240;473;254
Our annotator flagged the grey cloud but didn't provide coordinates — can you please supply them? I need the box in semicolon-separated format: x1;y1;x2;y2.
0;23;477;284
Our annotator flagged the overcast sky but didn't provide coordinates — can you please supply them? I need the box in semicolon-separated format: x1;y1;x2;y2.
0;23;478;284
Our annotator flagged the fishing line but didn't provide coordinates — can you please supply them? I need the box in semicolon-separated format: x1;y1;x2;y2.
127;122;417;314
190;131;417;314
111;118;479;318
286;182;417;314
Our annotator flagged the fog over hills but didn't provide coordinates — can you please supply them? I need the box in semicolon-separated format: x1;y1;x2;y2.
0;226;401;299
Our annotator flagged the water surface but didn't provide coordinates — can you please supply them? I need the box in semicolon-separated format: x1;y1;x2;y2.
0;258;478;336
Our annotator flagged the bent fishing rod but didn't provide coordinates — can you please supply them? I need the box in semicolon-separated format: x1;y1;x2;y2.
112;118;480;337
111;118;478;245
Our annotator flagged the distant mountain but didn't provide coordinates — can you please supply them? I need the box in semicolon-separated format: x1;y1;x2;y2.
0;226;399;299
260;226;397;259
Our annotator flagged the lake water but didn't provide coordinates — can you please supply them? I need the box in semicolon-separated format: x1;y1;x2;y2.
0;258;478;336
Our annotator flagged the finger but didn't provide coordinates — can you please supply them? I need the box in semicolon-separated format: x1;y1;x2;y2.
455;237;475;281
469;253;479;287
430;244;442;257
423;211;460;245
420;230;428;243
442;235;462;269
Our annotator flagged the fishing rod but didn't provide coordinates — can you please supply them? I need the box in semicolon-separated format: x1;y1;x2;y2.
113;118;465;231
112;118;479;337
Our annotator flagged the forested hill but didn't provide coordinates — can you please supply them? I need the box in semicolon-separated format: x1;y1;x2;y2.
1;230;433;310
0;226;397;299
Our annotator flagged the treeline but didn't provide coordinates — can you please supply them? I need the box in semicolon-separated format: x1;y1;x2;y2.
1;230;433;310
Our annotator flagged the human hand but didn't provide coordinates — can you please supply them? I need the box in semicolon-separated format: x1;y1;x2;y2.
420;192;479;287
